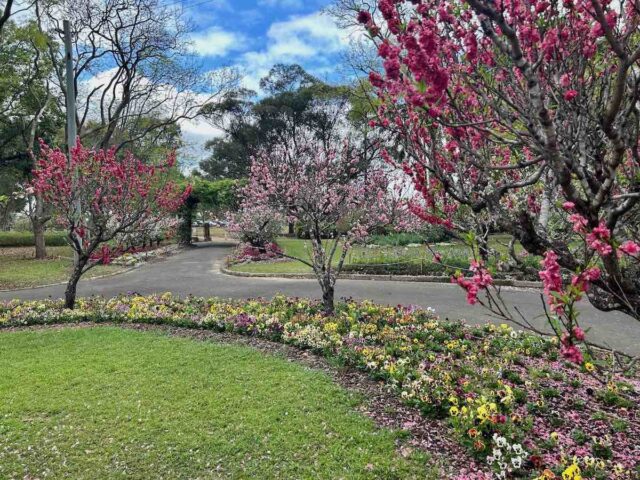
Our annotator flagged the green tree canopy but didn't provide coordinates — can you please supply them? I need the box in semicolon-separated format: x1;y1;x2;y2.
199;64;355;180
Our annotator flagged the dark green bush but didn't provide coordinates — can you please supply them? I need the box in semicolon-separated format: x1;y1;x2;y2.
367;226;451;246
0;231;68;247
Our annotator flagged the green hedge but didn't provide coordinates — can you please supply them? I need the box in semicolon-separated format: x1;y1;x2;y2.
0;231;68;247
367;227;451;246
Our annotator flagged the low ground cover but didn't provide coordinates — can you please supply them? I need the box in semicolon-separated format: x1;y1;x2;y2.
0;327;431;479
1;295;637;479
0;246;123;289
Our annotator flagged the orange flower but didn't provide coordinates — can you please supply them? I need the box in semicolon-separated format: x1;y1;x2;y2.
473;440;485;451
468;428;479;438
542;469;556;479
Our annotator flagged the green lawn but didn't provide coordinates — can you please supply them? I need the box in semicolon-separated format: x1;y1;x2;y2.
228;234;537;276
0;246;123;289
0;327;434;479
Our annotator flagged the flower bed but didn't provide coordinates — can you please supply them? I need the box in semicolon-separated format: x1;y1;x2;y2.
229;242;285;264
1;295;638;479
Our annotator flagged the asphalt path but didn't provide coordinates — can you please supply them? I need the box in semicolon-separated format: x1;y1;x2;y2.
2;241;638;355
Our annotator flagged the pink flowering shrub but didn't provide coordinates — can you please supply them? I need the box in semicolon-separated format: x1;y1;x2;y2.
32;140;188;308
226;204;284;248
232;242;283;263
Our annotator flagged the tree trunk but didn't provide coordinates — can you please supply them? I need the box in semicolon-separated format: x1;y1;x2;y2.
32;195;47;259
33;219;47;259
538;187;551;230
321;281;335;315
288;222;294;236
178;196;197;247
478;234;490;263
64;259;86;309
178;209;194;246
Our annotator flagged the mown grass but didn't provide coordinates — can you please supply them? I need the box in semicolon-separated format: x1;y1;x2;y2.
0;327;435;479
228;234;536;276
0;245;123;289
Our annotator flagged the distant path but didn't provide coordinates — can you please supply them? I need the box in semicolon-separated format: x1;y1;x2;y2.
2;241;638;355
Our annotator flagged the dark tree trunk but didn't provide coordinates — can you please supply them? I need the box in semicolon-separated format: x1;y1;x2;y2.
64;258;87;309
178;195;198;247
33;220;47;259
321;281;335;315
478;237;489;263
288;222;294;236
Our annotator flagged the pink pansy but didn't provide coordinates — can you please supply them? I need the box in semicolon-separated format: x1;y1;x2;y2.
562;201;575;211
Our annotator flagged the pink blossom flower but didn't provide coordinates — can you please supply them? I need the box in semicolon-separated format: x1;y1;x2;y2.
618;240;640;257
586;221;613;256
453;260;493;305
539;251;564;312
564;89;578;101
562;201;575;211
568;214;588;233
559;73;571;88
560;344;584;364
572;326;585;342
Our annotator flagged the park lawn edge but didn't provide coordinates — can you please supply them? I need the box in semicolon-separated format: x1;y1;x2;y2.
1;294;638;479
1;321;464;476
0;325;441;479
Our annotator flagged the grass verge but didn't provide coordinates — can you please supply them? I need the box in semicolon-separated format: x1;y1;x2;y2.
0;246;123;290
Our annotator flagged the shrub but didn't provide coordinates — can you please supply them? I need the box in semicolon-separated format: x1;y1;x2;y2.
0;231;68;247
227;206;284;247
231;242;284;263
367;226;451;246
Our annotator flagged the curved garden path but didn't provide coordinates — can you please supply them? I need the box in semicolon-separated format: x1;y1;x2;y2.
2;241;639;355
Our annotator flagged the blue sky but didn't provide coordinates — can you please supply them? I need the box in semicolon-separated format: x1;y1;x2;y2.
184;0;349;91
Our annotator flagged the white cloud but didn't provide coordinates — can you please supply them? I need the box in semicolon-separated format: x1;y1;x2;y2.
236;11;352;93
190;27;247;57
266;12;349;54
257;0;304;8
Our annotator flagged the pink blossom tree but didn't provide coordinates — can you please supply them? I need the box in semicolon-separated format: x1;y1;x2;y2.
240;138;390;313
226;204;285;249
32;141;189;309
354;0;640;330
